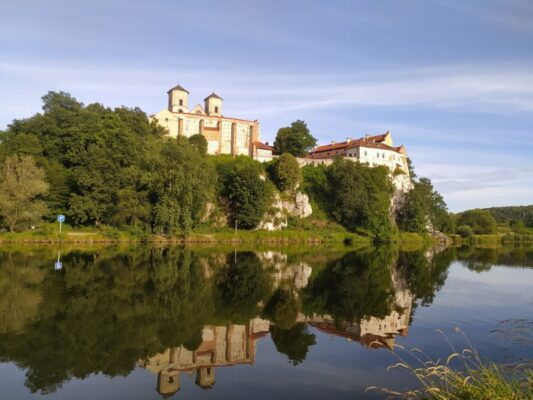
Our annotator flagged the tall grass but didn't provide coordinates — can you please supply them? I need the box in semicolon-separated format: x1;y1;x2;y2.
367;327;533;400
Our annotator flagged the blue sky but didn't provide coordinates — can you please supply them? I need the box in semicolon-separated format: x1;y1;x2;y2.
1;0;532;211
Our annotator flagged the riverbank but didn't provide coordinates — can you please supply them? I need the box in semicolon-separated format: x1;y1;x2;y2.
0;225;441;248
451;232;533;247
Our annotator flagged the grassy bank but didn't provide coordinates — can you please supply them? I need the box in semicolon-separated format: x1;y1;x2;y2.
0;223;374;246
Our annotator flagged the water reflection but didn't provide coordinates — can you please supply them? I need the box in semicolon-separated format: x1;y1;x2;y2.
0;245;530;397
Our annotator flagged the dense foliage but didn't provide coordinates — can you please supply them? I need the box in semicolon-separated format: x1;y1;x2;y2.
482;205;533;227
273;120;317;157
455;209;498;234
300;161;399;241
267;153;302;193
0;156;49;232
397;177;453;233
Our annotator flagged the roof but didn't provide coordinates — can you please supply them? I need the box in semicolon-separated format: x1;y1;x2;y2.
309;132;404;157
167;84;189;94
204;92;223;101
253;141;274;151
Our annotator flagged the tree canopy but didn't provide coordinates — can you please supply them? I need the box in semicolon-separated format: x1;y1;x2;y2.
273;120;316;157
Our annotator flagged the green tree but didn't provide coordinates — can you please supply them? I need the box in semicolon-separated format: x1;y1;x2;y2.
150;137;217;234
0;156;49;232
327;160;394;242
397;177;453;233
225;165;272;229
188;134;208;156
273;120;316;157
268;153;302;193
456;209;497;234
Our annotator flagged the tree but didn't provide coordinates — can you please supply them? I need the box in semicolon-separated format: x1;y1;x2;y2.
0;156;49;232
273;120;316;157
396;177;453;233
456;209;497;234
327;160;395;242
188;134;208;156
225;165;272;229
150;137;217;234
269;153;301;193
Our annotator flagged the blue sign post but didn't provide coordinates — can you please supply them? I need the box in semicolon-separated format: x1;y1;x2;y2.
57;214;65;233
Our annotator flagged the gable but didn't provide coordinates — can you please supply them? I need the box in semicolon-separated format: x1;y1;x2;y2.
190;104;206;115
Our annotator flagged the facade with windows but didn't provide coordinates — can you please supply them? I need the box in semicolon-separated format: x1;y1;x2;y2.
151;84;274;160
306;131;409;175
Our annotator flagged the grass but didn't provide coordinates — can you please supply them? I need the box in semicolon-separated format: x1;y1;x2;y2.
368;327;533;400
0;222;373;246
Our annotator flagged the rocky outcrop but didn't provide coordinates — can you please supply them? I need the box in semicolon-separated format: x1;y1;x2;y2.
390;172;413;216
257;191;312;231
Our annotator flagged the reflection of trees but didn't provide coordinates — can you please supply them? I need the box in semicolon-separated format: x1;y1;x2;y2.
455;246;533;272
263;289;300;330
0;248;216;394
396;248;454;306
5;244;530;394
301;248;396;324
270;323;316;366
214;252;273;323
0;252;45;334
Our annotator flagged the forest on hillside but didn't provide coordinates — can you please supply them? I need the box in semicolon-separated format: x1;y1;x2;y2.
0;92;451;242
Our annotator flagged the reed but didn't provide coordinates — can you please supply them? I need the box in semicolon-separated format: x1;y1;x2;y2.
367;327;533;400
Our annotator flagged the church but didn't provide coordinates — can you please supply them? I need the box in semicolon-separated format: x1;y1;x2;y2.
151;84;274;161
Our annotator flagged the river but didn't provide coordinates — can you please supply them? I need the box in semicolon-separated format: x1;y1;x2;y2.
0;245;531;399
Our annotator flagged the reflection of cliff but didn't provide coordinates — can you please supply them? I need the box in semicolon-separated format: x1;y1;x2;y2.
140;318;270;397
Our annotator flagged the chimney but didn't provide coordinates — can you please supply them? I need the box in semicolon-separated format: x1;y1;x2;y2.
331;141;337;144
346;138;351;142
265;141;269;146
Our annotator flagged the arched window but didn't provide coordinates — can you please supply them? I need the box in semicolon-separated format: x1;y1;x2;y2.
215;106;219;113
179;99;183;106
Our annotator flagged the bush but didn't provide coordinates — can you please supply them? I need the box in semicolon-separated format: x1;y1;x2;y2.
456;209;497;234
457;224;475;238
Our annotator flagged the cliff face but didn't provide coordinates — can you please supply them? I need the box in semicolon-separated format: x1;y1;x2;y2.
391;173;414;217
257;191;312;231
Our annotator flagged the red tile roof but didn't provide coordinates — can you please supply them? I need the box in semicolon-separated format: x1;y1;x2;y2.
253;141;274;151
309;132;403;158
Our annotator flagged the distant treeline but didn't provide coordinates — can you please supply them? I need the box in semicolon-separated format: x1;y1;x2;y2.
0;91;451;242
482;205;533;226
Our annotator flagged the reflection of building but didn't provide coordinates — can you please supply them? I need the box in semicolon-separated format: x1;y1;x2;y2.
150;84;274;161
300;288;413;350
140;318;270;397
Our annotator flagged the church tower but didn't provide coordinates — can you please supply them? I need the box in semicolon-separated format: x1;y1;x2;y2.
204;92;223;116
167;84;189;113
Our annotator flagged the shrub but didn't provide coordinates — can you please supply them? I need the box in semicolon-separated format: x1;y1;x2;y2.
457;224;475;238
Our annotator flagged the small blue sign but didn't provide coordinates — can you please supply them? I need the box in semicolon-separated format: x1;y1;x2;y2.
57;215;65;223
54;261;62;271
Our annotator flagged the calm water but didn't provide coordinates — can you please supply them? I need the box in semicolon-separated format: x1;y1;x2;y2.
0;245;531;399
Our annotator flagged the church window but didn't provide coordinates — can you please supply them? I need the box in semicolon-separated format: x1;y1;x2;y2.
364;151;367;156
215;106;219;113
179;99;183;106
165;118;168;122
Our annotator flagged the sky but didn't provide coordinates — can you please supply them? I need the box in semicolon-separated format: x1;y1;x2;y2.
1;0;532;212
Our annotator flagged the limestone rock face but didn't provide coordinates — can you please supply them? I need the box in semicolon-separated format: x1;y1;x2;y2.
257;191;312;231
390;173;414;217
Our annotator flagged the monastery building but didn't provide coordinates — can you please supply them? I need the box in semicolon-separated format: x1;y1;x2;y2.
151;84;274;162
